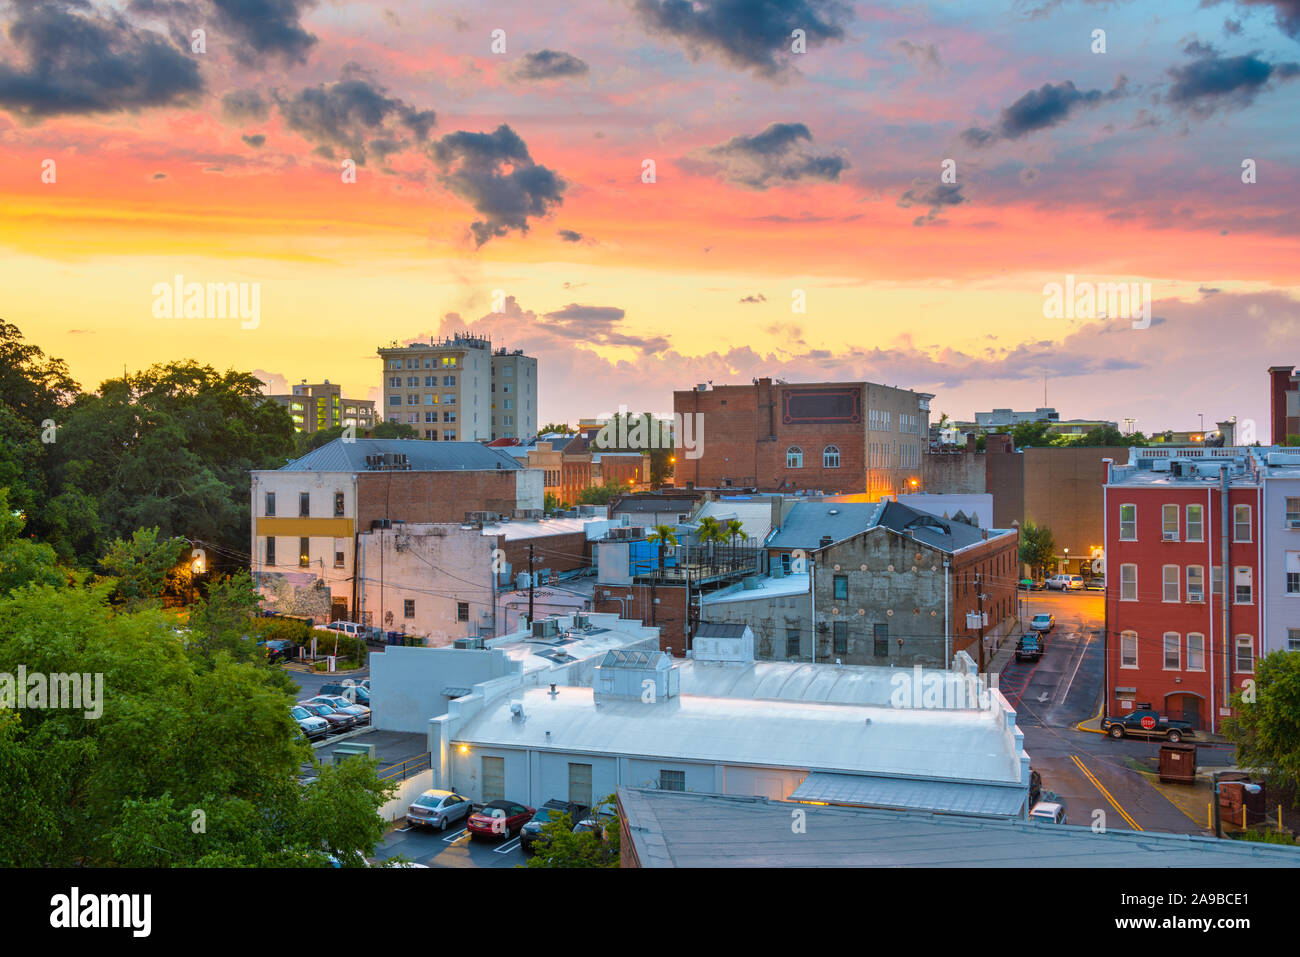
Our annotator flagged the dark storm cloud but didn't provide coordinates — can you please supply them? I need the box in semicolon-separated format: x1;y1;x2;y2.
688;122;845;189
897;181;967;226
510;50;590;81
961;78;1127;146
430;125;566;247
0;1;203;119
557;229;584;242
1166;51;1300;113
221;88;269;121
629;0;852;78
209;0;319;66
241;133;266;147
274;66;436;165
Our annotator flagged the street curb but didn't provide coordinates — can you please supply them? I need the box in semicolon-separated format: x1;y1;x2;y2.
1075;705;1108;735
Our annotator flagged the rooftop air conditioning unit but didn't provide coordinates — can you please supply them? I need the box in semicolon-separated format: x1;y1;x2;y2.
452;637;484;650
532;618;559;638
1187;588;1204;602
575;614;590;630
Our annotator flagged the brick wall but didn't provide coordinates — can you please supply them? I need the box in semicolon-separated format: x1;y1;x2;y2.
922;451;985;494
357;471;521;528
499;531;590;577
593;582;688;653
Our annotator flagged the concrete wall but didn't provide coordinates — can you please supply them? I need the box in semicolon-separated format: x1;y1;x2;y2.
358;524;494;642
377;768;435;822
370;645;520;733
699;591;812;660
922;451;985;495
1022;447;1115;572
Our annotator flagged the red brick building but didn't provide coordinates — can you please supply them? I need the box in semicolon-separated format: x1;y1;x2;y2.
673;378;931;499
1269;365;1299;445
1104;450;1263;733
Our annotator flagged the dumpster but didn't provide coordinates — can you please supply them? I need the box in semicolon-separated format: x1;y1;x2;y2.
1219;777;1267;826
1158;743;1197;784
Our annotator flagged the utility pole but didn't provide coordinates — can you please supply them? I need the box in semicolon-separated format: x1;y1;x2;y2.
975;572;986;673
527;543;535;624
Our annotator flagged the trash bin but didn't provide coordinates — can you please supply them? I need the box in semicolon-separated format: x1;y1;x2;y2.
1158;743;1197;784
1220;779;1267;826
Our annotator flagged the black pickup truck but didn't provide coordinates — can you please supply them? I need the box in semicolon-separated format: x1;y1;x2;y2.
1100;708;1194;743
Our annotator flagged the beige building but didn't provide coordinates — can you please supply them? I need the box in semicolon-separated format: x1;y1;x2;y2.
266;380;375;434
378;333;537;442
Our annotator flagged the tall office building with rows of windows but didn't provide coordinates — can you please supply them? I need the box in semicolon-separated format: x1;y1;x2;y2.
378;333;538;441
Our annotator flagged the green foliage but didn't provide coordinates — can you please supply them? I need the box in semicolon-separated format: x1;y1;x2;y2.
523;794;619;868
1287;435;1300;447
1017;520;1056;579
1056;425;1141;447
1006;421;1053;448
544;492;562;513
1224;652;1300;803
539;422;576;435
0;487;68;595
1232;828;1297;845
99;526;189;610
576;480;624;505
368;420;419;440
0;583;394;866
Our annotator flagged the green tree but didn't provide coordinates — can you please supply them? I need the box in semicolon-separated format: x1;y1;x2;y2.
539;422;576;435
1017;520;1057;580
1064;426;1134;447
1224;652;1300;803
647;523;678;575
1007;421;1054;448
0;583;394;866
368;420;419;440
544;491;562;514
0;487;67;595
99;527;189;610
523;794;619;868
576;480;624;506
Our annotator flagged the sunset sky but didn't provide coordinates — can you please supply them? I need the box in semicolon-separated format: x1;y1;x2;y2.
2;0;1299;435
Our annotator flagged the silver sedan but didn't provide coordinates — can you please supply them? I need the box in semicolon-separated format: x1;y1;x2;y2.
406;790;472;831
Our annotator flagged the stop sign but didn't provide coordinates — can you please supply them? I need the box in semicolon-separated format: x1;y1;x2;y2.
1140;715;1156;730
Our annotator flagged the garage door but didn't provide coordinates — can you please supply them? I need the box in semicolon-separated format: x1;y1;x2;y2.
569;763;593;808
482;756;505;802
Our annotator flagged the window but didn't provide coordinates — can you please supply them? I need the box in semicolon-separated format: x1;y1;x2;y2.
1163;633;1180;670
786;446;803;468
1119;504;1136;540
833;621;848;654
389;395;401;406
1289;629;1300;652
298;537;310;568
424;411;436;423
1187;565;1204;602
502;383;512;394
1162;505;1179;540
503;398;513;410
833;575;848;601
780;553;792;574
444;431;456;441
1186;504;1204;542
406;376;419;387
444;411;456;423
1120;564;1137;601
481;756;505;802
1212;565;1223;596
785;628;801;658
334;550;344;568
265;537;275;566
1287;498;1300;527
1121;630;1138;668
873;623;888;657
388;376;401;388
299;492;310;517
457;602;469;622
568;763;593;808
407;394;419;405
265;491;275;516
445;394;456;404
503;366;513;377
824;445;841;468
659;769;685;792
1235;635;1254;673
1287;552;1300;595
334;492;345;517
1187;633;1205;671
1162;565;1180;602
404;599;415;619
1234;505;1252;542
1234;566;1252;604
424;394;434;405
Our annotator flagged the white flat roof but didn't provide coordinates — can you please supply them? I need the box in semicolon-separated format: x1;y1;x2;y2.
483;618;655;675
479;517;593;539
700;573;809;605
456;685;1024;784
677;658;951;708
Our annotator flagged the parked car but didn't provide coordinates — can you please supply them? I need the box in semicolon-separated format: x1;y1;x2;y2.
1100;708;1194;743
574;807;618;841
1015;632;1045;662
1030;613;1055;633
1084;578;1105;592
1028;769;1042;807
405;789;472;831
520;800;588;853
320;681;370;705
305;695;370;726
296;700;355;732
1045;575;1077;591
1018;578;1046;591
465;800;535;840
259;638;299;663
1029;801;1067;824
291;705;331;741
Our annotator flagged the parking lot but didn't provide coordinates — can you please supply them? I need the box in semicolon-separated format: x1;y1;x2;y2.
374;820;530;868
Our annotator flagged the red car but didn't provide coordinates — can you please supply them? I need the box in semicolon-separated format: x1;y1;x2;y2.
465;799;535;840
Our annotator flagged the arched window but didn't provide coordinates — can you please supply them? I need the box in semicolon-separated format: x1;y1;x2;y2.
786;446;803;468
824;445;841;468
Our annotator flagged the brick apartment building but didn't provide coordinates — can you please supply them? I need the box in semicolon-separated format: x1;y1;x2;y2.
1270;365;1299;444
1103;448;1264;733
250;439;543;624
493;434;648;505
265;380;376;434
673;378;932;499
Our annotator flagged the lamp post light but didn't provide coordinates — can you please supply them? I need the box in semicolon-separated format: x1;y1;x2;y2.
1063;546;1069;574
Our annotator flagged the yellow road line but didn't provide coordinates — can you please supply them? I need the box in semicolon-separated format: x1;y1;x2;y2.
1071;754;1144;831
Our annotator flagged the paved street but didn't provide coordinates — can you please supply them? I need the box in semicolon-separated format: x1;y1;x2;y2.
375;821;530;869
1004;590;1234;835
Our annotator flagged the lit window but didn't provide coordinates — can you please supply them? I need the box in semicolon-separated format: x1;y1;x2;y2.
786;446;803;468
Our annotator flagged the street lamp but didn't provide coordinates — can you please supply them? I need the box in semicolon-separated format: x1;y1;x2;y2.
1063;546;1069;574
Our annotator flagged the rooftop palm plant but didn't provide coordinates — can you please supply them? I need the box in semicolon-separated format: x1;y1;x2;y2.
646;523;678;575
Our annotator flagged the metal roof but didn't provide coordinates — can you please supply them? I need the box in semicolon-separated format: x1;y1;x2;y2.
790;771;1026;817
675;659;963;708
269;439;524;473
598;649;670;669
766;502;883;549
619;788;1300;868
693;621;749;639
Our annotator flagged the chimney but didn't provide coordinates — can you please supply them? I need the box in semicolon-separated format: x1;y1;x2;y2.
966;433;976;452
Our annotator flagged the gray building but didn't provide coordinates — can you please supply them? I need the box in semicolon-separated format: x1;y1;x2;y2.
1260;450;1300;654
